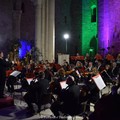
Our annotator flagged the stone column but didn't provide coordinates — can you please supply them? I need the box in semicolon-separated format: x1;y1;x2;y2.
12;0;22;61
35;0;55;62
46;0;55;62
35;0;42;57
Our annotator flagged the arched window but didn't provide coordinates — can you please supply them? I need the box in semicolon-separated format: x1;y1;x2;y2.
91;5;96;22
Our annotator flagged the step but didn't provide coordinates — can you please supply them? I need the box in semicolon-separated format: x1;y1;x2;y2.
0;96;14;109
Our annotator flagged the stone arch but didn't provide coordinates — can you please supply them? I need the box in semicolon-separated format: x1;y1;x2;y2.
91;5;97;22
89;36;97;57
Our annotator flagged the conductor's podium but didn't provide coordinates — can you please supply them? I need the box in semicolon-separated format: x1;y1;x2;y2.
0;96;14;109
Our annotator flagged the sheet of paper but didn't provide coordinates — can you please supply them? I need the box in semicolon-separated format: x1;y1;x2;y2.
60;80;68;89
92;74;106;90
10;71;21;77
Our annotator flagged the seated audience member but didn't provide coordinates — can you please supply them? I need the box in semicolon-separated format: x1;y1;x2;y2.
89;94;120;120
24;72;50;114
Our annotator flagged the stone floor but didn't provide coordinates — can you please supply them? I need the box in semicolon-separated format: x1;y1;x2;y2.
0;84;111;120
0;92;84;120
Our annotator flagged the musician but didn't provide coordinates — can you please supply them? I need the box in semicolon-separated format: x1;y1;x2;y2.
84;53;91;62
94;53;103;61
111;62;119;79
29;59;35;72
6;65;22;93
25;64;35;78
20;62;27;78
86;61;94;72
44;63;54;82
0;51;9;98
83;61;94;86
105;53;114;64
75;61;85;72
101;64;113;84
97;60;104;73
116;53;120;67
51;68;67;95
87;67;100;103
62;61;70;72
24;71;50;114
50;75;81;116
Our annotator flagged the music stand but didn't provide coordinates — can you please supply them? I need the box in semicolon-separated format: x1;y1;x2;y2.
60;80;68;89
92;74;106;98
10;71;21;77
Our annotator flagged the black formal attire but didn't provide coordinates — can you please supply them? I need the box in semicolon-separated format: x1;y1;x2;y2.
6;75;16;93
97;65;104;73
0;58;8;98
50;83;81;116
101;69;112;83
111;66;119;79
24;77;50;113
36;77;50;110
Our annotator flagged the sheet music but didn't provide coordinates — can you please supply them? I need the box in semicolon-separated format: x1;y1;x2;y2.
10;71;21;77
92;74;106;90
60;80;68;89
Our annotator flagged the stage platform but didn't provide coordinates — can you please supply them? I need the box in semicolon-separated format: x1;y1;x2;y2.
0;96;14;109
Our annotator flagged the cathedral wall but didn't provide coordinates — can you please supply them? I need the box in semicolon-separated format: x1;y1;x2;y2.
98;0;120;55
82;0;98;56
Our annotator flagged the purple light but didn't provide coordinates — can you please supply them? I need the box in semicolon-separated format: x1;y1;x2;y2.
103;0;109;49
98;0;109;50
98;0;120;53
19;40;32;59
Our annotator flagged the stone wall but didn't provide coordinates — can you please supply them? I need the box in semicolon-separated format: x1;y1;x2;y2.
98;0;120;55
0;0;13;53
0;0;35;55
20;0;35;41
82;0;97;55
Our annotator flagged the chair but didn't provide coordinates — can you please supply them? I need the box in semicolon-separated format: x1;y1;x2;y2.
13;87;28;104
12;78;29;104
60;100;93;120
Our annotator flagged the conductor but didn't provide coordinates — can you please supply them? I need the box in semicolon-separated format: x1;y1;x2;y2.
0;51;8;98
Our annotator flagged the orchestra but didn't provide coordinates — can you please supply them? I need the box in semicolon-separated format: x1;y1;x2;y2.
1;52;120;118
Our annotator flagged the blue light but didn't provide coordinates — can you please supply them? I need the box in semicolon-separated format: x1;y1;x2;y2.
19;40;32;59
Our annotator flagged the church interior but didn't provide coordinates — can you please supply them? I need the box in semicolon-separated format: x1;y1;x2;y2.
0;0;120;120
